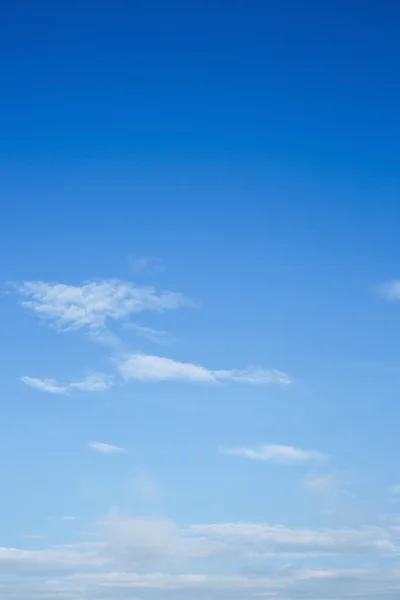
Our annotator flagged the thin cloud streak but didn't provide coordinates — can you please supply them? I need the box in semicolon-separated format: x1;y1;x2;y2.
126;323;173;345
89;442;125;454
118;354;292;385
21;373;114;394
220;444;326;463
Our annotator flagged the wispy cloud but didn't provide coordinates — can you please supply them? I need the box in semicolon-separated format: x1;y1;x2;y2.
89;442;125;454
377;280;400;301
390;485;400;498
14;279;194;331
220;444;326;463
21;373;114;394
306;473;354;496
126;323;172;345
21;377;69;394
189;521;396;556
305;473;355;517
61;516;77;521
306;475;337;493
117;354;292;385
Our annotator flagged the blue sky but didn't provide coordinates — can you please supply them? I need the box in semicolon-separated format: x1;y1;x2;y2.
2;1;400;598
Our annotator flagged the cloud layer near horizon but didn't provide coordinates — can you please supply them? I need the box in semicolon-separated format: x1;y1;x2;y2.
2;511;399;599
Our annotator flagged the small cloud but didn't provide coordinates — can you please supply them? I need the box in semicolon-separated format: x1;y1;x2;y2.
377;280;400;301
23;534;46;540
21;373;114;395
126;323;172;345
306;475;336;493
13;279;194;332
220;444;326;463
89;441;125;454
68;374;114;393
118;354;292;386
214;368;292;385
88;329;124;348
21;376;69;394
61;516;77;521
305;473;355;512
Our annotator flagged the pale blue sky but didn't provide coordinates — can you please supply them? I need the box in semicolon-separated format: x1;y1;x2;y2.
2;1;400;598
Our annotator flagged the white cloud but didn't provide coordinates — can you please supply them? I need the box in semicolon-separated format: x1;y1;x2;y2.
1;512;400;599
119;354;215;382
127;323;172;345
305;474;354;499
61;516;77;521
377;280;400;301
105;511;185;566
213;368;292;384
21;376;69;394
306;475;337;493
189;521;396;556
220;444;326;463
99;511;398;567
0;515;397;571
89;442;125;454
6;566;400;600
15;279;194;331
118;354;292;385
20;568;400;600
21;373;114;394
0;542;107;574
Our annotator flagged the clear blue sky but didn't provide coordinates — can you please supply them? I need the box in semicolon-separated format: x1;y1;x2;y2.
2;1;400;598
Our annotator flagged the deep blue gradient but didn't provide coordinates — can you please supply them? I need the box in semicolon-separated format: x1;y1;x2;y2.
2;2;400;598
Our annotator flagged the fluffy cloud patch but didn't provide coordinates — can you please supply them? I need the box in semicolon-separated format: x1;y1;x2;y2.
118;354;292;385
21;373;113;394
220;444;326;463
15;280;194;331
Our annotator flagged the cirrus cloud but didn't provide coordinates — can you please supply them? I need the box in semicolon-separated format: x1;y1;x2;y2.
219;444;326;463
21;373;114;394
